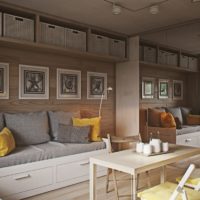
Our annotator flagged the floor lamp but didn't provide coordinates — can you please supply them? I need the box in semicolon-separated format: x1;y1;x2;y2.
98;86;113;117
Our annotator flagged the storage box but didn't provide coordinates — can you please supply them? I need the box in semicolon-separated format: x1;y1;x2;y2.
180;54;189;68
3;13;34;41
0;12;2;37
189;56;198;71
110;38;126;58
89;33;109;55
40;22;65;47
65;28;86;51
143;45;157;63
158;50;168;65
167;52;178;66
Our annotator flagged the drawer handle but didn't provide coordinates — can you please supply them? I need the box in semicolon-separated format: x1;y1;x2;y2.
72;30;79;34
185;138;192;143
97;36;103;39
48;25;55;29
114;40;119;43
15;17;23;22
14;174;31;180
79;161;89;166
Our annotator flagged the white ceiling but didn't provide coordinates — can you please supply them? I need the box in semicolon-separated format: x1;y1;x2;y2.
1;0;200;53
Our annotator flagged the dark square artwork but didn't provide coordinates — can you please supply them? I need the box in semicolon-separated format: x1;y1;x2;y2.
0;68;4;93
174;82;182;97
61;74;77;95
24;70;45;94
90;76;104;95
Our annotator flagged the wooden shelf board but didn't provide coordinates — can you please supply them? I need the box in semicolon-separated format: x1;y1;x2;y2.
140;61;199;73
0;37;128;63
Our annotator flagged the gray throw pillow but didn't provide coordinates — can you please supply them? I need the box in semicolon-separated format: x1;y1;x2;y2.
181;107;192;125
56;124;90;143
4;112;50;146
0;113;4;131
48;111;80;139
166;107;183;125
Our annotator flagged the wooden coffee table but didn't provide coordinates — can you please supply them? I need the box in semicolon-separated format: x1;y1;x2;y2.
89;144;200;200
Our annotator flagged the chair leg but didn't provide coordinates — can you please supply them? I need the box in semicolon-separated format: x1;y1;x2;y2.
112;169;119;200
146;171;151;188
137;173;140;190
106;168;111;193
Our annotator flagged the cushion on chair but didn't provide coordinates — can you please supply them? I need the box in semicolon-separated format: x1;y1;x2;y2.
56;124;90;143
160;112;176;128
4;112;50;146
72;117;101;142
48;111;80;139
137;182;200;200
166;107;183;125
0;127;15;156
0;113;4;131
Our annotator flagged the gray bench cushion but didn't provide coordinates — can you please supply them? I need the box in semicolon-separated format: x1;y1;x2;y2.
166;107;183;125
0;113;4;131
4;112;50;146
0;141;106;168
176;125;200;135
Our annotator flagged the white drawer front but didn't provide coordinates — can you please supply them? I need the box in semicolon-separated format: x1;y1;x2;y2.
0;167;53;197
177;134;200;147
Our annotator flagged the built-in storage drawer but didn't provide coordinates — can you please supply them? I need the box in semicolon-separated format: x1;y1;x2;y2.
0;167;53;197
3;13;34;41
89;33;109;55
0;12;2;36
110;38;126;58
188;56;198;72
143;45;157;63
176;133;200;147
180;54;189;68
40;22;65;47
65;28;86;51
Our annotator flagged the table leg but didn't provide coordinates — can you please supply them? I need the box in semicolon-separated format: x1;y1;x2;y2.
160;166;166;184
90;162;97;200
131;174;137;200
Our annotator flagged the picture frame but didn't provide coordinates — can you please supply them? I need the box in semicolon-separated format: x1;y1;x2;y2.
57;68;81;100
158;79;169;99
87;72;107;99
19;64;49;99
141;77;155;99
173;80;183;100
0;62;9;99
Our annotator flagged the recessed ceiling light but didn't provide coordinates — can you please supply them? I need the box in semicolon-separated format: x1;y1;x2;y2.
112;4;122;15
192;0;200;2
149;5;159;15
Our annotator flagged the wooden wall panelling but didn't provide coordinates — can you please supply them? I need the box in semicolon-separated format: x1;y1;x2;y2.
0;46;115;137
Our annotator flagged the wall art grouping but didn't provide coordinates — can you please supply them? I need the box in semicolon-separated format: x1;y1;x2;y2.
0;62;108;100
141;77;183;100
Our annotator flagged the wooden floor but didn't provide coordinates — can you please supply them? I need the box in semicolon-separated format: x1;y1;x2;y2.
24;166;187;200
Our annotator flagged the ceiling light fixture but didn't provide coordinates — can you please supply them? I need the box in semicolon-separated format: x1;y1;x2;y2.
112;3;122;15
192;0;200;2
149;5;159;15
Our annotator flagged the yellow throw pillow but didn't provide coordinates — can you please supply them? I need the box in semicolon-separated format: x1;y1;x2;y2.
0;127;16;157
187;115;200;125
160;112;176;128
73;117;101;142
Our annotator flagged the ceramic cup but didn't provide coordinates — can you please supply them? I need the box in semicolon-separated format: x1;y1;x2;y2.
136;142;144;153
143;144;152;156
162;142;169;152
150;139;161;153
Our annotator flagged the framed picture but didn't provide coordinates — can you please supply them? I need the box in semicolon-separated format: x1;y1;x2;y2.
141;77;155;99
158;79;169;99
0;63;9;99
173;80;183;100
57;68;81;99
19;64;49;99
87;72;107;99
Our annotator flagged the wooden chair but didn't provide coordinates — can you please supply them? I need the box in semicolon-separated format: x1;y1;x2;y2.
102;134;151;200
138;164;200;200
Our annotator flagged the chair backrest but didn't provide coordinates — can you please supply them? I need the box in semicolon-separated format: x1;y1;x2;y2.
169;164;196;200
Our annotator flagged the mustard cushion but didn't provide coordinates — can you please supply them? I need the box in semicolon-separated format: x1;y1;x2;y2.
72;117;101;142
187;114;200;125
176;177;200;186
0;127;16;157
138;182;200;200
160;112;176;128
